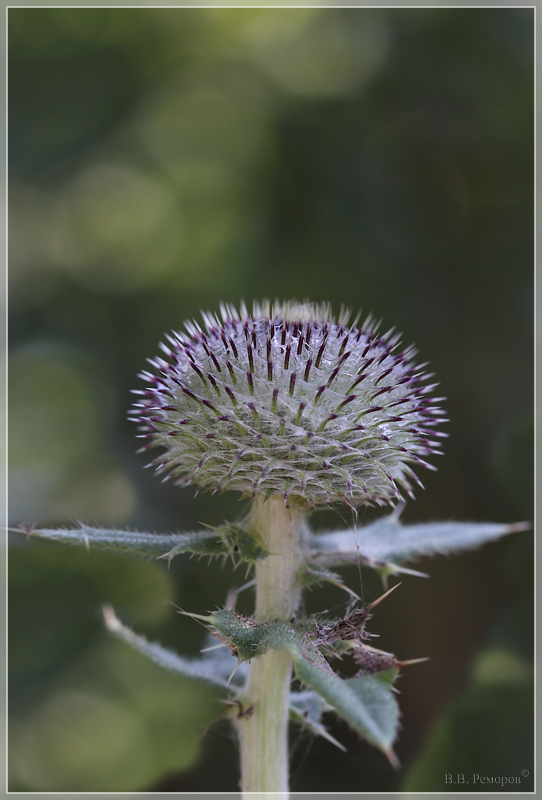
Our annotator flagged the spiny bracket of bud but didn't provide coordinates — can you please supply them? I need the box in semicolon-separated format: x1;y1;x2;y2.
309;583;424;676
131;300;446;507
351;644;429;676
310;584;427;677
313;584;401;647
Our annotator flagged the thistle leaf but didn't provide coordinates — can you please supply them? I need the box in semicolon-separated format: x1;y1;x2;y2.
103;606;246;688
14;525;228;559
180;606;399;755
182;608;301;664
309;510;530;568
224;524;269;563
298;562;360;599
163;523;270;565
289;690;346;751
292;648;400;759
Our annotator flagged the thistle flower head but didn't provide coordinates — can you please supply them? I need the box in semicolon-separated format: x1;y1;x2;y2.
131;301;446;507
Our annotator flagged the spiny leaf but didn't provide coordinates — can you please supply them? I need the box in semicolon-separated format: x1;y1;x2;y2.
289;690;346;751
292;647;400;761
179;605;400;756
308;508;530;568
180;608;303;664
185;523;269;564
103;606;247;688
15;525;225;559
297;562;360;599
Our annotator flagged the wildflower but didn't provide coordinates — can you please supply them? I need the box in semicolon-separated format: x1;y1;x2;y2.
131;301;446;506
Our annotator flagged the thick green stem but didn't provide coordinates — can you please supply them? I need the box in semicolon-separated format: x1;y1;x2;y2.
237;494;305;799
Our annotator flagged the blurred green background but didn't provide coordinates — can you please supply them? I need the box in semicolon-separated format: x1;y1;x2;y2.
8;6;533;793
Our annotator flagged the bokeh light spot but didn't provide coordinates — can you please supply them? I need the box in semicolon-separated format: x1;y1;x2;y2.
49;163;183;293
11;691;151;791
243;9;390;97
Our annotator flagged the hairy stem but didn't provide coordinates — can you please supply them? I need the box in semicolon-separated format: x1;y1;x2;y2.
237;494;305;798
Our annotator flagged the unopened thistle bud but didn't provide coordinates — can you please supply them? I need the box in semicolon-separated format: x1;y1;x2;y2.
131;301;446;507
